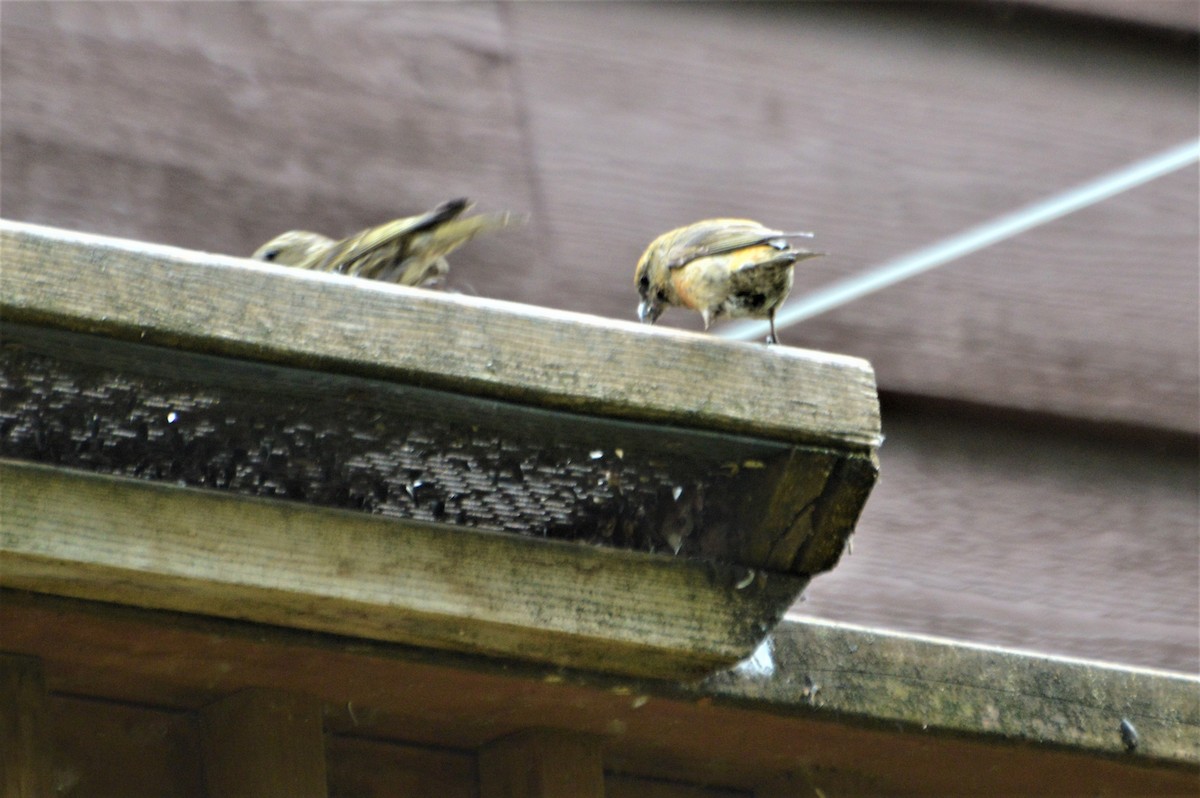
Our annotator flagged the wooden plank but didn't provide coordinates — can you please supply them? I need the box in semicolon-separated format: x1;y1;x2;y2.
705;620;1200;767
200;689;327;798
0;219;881;451
0;322;875;579
48;695;205;797
0;655;51;798
479;730;605;798
1;591;1196;794
0;460;803;680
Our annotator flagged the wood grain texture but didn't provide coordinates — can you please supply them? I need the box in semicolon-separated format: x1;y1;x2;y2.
0;460;803;679
326;736;478;798
200;689;328;798
706;620;1200;766
47;695;205;798
0;322;875;579
0;220;881;451
0;655;51;798
2;592;1196;794
479;730;605;798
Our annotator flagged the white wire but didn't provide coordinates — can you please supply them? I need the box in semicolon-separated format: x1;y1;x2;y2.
720;139;1200;341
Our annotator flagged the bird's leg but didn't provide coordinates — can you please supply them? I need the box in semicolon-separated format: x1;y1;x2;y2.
766;311;780;346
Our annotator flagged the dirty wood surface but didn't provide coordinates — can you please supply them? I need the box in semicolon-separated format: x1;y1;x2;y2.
0;219;881;452
0;321;875;580
0;460;805;680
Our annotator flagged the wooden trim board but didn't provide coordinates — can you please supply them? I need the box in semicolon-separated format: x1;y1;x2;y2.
0;460;803;680
0;219;881;451
0;591;1195;793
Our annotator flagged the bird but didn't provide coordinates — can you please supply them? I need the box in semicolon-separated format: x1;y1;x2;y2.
251;198;519;287
634;218;823;345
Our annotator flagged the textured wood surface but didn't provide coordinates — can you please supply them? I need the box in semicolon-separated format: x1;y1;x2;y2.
0;460;804;680
0;655;51;798
2;1;1191;432
2;591;1196;795
200;689;328;798
46;695;205;797
0;322;875;579
0;220;880;451
326;737;478;798
479;730;605;798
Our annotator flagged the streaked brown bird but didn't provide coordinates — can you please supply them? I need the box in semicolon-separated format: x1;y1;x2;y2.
251;198;519;287
634;218;823;345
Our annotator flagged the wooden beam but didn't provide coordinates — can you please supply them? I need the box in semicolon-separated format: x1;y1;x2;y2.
2;591;1196;794
0;321;875;580
479;730;605;798
0;219;881;452
0;460;803;679
0;654;51;798
200;688;328;798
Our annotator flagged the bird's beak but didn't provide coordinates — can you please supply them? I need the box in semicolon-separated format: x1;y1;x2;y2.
637;300;661;324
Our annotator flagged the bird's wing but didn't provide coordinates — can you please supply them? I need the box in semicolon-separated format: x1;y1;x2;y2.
322;198;472;270
666;221;813;270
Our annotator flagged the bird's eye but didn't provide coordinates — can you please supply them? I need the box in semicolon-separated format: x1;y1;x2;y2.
638;274;650;292
261;248;281;262
656;289;667;302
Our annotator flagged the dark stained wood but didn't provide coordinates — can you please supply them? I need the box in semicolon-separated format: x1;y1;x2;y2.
1;591;1195;795
0;655;51;798
47;695;205;798
608;775;745;798
200;689;328;798
479;730;605;798
326;736;478;798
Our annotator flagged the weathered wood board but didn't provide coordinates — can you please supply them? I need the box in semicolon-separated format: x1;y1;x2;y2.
0;323;875;578
0;459;805;680
0;220;880;451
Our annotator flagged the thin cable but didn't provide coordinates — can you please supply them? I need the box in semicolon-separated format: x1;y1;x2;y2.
721;139;1200;341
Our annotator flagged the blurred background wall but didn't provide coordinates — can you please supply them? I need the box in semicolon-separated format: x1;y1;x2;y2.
3;1;1197;672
